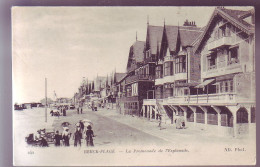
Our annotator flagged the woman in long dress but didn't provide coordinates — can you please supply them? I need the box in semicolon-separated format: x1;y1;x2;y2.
85;125;94;146
62;127;70;146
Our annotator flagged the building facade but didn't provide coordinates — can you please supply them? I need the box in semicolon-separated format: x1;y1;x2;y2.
142;7;255;138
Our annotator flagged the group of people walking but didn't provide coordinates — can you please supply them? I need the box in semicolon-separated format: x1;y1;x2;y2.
50;105;67;117
157;113;186;130
54;120;95;147
59;106;67;116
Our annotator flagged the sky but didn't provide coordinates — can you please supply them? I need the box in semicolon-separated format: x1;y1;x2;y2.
12;6;253;103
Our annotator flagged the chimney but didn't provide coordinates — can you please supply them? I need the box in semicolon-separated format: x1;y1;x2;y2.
183;20;196;27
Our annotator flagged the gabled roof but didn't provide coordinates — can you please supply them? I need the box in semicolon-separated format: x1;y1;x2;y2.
146;25;164;54
115;72;126;83
133;41;145;62
126;40;145;72
163;25;203;52
219;8;254;28
195;7;255;53
117;73;128;83
179;27;203;47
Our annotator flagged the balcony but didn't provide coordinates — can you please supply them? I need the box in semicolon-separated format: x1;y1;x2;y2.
207;65;217;70
144;56;157;64
164;55;174;62
157;59;163;65
125;74;155;84
227;58;239;65
207;36;232;51
202;62;242;79
155;77;164;85
143;99;157;105
166;93;237;105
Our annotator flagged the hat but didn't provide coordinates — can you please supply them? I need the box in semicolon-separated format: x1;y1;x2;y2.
87;125;92;130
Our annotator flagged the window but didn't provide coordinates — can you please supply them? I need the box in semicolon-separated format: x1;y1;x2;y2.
156;65;163;79
213;24;231;40
225;81;228;92
175;55;186;73
220;24;231;37
146;50;150;59
229;80;233;92
217;80;234;93
228;47;239;65
184;88;189;96
164;62;173;76
207;53;217;70
126;86;132;97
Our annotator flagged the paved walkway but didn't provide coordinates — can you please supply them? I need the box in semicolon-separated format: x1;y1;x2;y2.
93;107;250;147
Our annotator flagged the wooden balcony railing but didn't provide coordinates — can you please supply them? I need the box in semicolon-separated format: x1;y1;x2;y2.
145;56;157;63
208;65;217;70
125;74;155;84
227;59;239;65
167;93;237;104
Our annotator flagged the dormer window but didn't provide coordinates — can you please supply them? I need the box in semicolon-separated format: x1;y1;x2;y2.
146;50;150;58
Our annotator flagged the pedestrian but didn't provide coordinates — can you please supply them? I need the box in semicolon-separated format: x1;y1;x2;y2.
54;130;61;146
62;127;70;146
40;137;49;147
60;106;63;115
80;107;83;114
63;107;66;116
50;110;54;116
73;126;82;147
158;114;162;130
85;125;94;147
79;120;84;134
175;116;182;129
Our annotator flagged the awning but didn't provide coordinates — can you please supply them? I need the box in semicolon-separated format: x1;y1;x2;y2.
175;82;199;87
195;79;215;88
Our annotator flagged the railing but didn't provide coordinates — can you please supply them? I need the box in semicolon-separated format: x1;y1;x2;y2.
145;56;157;63
155;73;163;79
125;74;155;84
157;59;164;65
167;93;237;104
207;36;232;51
207;65;217;70
227;59;239;65
143;99;156;105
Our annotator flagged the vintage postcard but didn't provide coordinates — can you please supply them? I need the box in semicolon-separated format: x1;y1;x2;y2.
12;6;256;166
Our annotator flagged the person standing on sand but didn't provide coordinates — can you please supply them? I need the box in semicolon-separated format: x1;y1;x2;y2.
86;125;94;147
79;120;84;134
54;130;62;146
73;126;82;147
158;114;162;130
63;107;66;116
62;127;70;146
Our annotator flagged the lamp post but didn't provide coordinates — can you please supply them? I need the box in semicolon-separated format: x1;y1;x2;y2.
45;78;47;122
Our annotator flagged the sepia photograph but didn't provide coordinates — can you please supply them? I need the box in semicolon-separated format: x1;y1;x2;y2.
12;6;256;166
